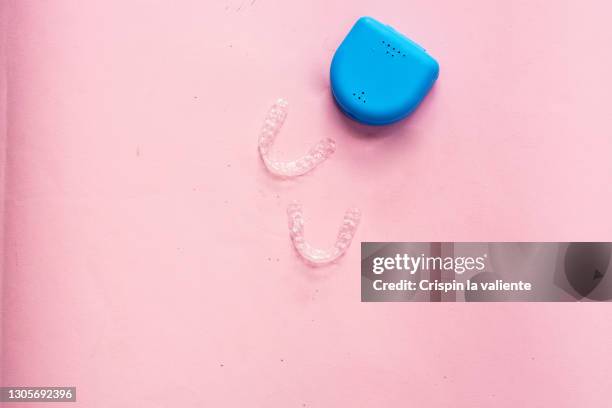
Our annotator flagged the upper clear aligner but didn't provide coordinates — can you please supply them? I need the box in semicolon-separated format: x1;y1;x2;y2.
258;98;336;178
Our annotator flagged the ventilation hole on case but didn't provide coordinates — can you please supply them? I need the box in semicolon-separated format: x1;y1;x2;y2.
403;54;406;57
353;91;366;103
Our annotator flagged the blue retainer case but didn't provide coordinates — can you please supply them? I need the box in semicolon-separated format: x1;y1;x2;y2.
330;17;439;126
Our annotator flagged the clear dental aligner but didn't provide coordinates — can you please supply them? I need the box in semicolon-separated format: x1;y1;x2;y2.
258;98;336;178
287;201;361;266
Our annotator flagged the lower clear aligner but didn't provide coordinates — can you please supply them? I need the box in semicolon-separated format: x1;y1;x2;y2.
258;98;336;178
287;201;361;266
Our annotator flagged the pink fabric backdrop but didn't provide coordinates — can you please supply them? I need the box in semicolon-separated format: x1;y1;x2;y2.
2;0;612;406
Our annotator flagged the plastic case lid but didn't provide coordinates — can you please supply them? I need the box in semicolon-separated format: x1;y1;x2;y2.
330;17;439;126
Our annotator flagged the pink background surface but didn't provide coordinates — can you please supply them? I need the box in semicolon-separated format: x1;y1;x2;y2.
2;0;612;406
